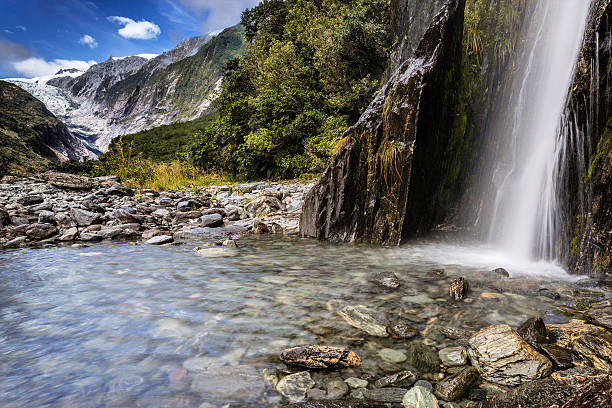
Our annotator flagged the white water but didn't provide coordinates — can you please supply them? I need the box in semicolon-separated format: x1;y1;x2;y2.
487;0;592;262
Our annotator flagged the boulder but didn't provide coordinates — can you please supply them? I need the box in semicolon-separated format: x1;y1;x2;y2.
200;213;223;228
17;195;44;206
37;210;55;224
547;319;612;372
41;172;96;190
245;195;284;217
468;324;552;386
585;303;612;330
280;345;362;369
405;341;441;373
111;208;144;223
517;317;550;348
276;371;315;403
0;207;9;226
106;185;134;196
434;367;479;401
58;227;78;241
70;208;101;227
252;219;271;235
402;386;439;408
25;223;57;240
363;387;408;403
475;368;612;408
337;305;388;337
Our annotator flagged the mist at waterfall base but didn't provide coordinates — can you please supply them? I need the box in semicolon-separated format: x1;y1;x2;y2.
403;0;592;281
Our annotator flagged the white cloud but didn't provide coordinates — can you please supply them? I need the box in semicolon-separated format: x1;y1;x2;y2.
78;34;98;49
11;58;96;78
16;25;26;31
3;29;14;34
107;16;161;40
174;0;260;33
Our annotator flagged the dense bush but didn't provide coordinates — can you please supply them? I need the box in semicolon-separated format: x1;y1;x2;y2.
190;0;392;179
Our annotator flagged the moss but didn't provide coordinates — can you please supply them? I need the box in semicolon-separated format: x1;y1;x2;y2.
587;118;612;181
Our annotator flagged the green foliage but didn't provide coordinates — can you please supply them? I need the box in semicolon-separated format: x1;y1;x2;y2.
191;0;392;180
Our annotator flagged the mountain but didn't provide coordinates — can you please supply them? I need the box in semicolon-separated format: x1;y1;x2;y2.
6;25;245;152
0;80;92;175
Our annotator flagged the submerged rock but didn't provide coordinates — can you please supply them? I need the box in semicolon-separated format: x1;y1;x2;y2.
279;345;362;369
190;365;265;403
363;387;408;403
405;340;441;373
438;346;468;367
387;322;418;339
368;271;400;289
373;370;417;388
337;305;388;337
468;324;552;386
325;377;349;399
276;371;315;403
145;235;173;245
377;348;407;363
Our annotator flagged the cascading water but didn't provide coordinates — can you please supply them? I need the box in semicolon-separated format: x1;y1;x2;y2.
487;0;593;262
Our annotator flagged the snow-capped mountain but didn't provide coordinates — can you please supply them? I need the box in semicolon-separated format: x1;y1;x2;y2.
4;26;244;153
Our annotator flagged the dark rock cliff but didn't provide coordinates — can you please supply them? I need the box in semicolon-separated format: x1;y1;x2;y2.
565;0;612;278
300;0;466;244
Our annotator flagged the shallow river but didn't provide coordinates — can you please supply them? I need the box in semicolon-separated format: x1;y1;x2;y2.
0;236;608;407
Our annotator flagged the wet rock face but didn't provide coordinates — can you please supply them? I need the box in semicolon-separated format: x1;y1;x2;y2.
434;366;479;401
279;345;362;369
300;0;467;245
548;319;612;372
476;368;612;408
467;324;552;386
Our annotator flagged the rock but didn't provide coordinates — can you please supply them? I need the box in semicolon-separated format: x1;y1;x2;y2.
245;195;284;217
252;219;271;235
10;216;28;226
402;386;439;408
141;229;163;240
491;268;510;278
547;319;612;372
58;227;78;241
42;172;96;190
308;388;328;400
194;246;236;257
439;346;468;367
146;235;173;245
79;232;103;242
225;205;241;221
106;185;134;196
414;380;433;393
405;341;441;373
112;208;144;223
434;367;479;401
377;348;407;363
271;222;284;234
373;370;416;388
475;368;612;408
280;345;362;369
222;239;237;248
200;213;223;228
3;236;27;248
190;365;265;403
467;324;552;386
344;378;368;389
18;195;44;206
152;208;170;218
0;207;9;226
55;212;76;228
368;271;400;289
287;400;387;408
337;305;388;337
387;323;418;339
363;387;408;403
276;371;315;403
517;317;550;348
25;223;57;240
585;304;612;330
537;344;573;369
450;277;469;300
325;377;349;399
70;208;101;227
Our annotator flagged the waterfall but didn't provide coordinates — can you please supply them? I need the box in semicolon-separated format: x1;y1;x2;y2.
487;0;593;262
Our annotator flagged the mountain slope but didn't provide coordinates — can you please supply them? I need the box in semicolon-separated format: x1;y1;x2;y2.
0;81;91;175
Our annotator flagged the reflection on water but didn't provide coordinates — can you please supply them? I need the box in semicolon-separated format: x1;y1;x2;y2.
0;236;605;407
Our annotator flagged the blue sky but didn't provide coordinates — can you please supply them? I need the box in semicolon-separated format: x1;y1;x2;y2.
0;0;259;78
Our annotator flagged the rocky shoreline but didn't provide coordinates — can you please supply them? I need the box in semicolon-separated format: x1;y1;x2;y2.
0;172;311;249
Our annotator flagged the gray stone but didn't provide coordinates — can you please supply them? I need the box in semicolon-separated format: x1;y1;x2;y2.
59;227;78;241
190;365;264;403
468;324;552;386
200;213;223;228
387;323;418;339
18;195;44;206
70;208;101;227
402;386;439;408
363;387;408;403
344;378;368;389
146;235;174;245
337;305;388;337
37;210;55;224
377;348;407;363
368;271;400;288
25;223;57;240
438;346;468;367
414;380;433;393
373;370;416;388
112;208;144;223
405;341;441;373
42;172;96;189
222;239;238;248
3;236;27;248
325;377;349;399
276;371;315;403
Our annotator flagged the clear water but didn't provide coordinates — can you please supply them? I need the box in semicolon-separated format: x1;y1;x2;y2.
487;0;592;260
0;237;605;407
